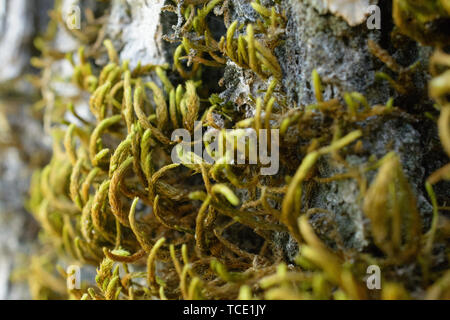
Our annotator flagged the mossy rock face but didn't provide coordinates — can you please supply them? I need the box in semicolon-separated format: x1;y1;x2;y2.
393;0;450;46
0;0;448;299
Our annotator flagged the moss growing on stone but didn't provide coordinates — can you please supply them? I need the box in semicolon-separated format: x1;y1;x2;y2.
26;0;450;300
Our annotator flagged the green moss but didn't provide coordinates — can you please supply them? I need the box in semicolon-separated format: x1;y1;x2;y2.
393;0;450;46
26;0;450;300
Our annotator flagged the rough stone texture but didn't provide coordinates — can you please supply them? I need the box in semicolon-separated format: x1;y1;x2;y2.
222;0;434;112
310;115;436;251
106;0;168;69
220;0;444;258
282;0;386;106
280;0;433;109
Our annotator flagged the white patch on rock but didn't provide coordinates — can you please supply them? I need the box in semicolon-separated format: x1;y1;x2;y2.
311;0;378;26
107;0;166;69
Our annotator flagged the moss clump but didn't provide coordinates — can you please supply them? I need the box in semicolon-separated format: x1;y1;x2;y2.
393;0;450;46
26;0;449;300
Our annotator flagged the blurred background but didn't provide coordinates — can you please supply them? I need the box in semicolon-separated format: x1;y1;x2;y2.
0;0;165;299
0;0;55;299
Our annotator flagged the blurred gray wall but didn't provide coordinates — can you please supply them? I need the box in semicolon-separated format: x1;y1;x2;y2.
0;0;53;300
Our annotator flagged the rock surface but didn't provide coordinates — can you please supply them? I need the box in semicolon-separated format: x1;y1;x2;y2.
222;0;440;258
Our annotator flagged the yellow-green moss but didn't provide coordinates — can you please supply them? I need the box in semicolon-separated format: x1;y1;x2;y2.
26;0;450;300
